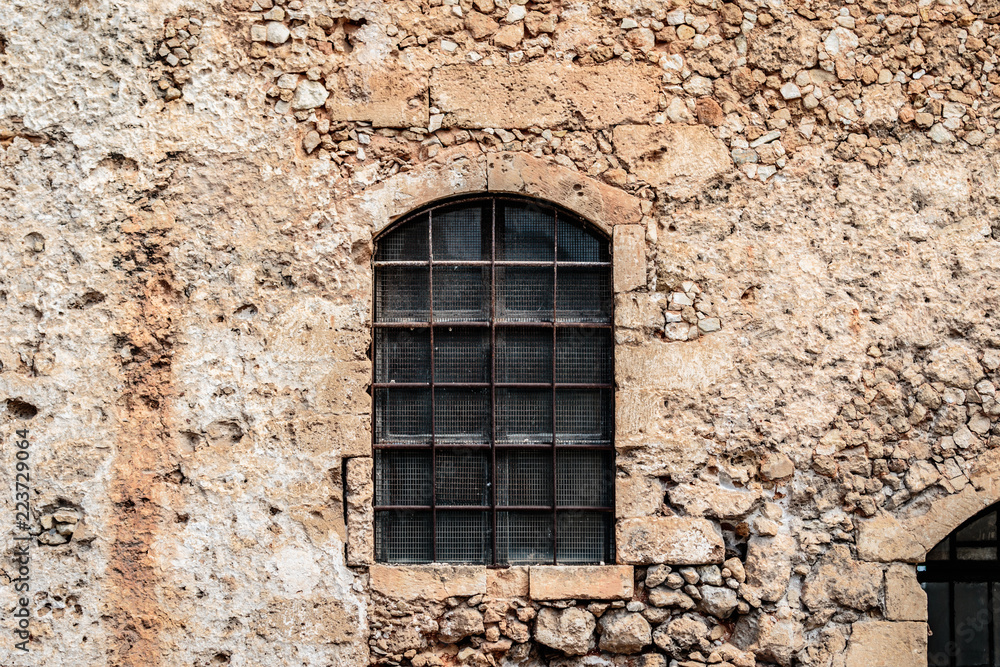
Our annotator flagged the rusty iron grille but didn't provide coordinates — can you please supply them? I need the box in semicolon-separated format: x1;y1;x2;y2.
918;502;1000;667
372;195;615;566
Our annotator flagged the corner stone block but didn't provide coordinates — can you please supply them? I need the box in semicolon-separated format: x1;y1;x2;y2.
529;565;634;601
346;457;374;566
844;621;926;667
885;563;928;621
856;512;927;563
617;517;725;565
370;565;487;601
614;225;646;293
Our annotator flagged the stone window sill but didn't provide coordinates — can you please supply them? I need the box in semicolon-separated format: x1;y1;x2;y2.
369;564;633;602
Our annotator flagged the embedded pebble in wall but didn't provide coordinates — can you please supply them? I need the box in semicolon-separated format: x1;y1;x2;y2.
266;21;289;44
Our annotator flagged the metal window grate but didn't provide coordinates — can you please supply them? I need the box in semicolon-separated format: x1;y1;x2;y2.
373;195;614;565
919;503;1000;667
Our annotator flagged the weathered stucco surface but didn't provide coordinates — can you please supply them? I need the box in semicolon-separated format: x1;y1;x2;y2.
2;0;1000;665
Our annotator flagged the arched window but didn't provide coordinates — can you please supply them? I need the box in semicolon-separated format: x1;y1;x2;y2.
372;195;614;566
919;502;1000;667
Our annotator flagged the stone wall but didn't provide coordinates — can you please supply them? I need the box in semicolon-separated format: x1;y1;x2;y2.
2;0;1000;666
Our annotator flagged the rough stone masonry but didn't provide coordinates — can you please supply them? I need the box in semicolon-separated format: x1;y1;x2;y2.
1;0;1000;665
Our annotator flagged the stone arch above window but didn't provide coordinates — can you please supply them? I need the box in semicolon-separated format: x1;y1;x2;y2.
371;194;615;566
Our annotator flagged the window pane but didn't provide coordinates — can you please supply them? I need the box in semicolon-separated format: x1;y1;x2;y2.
994;583;1000;667
955;582;989;667
497;449;553;506
557;511;613;564
558;217;608;263
556;389;612;444
375;388;431;444
432;205;486;261
557;267;611;322
957;546;997;560
436;449;489;506
925;582;951;667
497;267;554;321
435;388;489;443
433;266;489;322
497;511;553;565
499;202;554;261
556;328;612;383
376;510;433;563
437;511;491;564
957;512;997;542
376;328;430;383
377;215;428;260
377;267;429;322
557;450;613;506
435;328;489;383
927;539;950;561
497;389;552;444
498;327;552;383
375;450;432;506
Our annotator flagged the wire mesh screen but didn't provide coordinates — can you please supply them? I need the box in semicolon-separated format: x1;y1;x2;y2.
432;205;487;261
375;450;432;505
375;510;433;563
375;388;432;444
376;267;430;322
437;511;491;564
373;196;614;565
497;327;553;383
436;449;490;506
376;328;431;383
497;449;553;506
434;328;490;383
497;511;554;565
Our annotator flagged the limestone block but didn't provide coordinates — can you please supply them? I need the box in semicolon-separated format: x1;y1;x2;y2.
370;564;487;600
597;609;652;654
615;337;736;394
614;224;645;292
617;517;725;564
616;474;664;518
802;545;883;611
844;621;926;667
529;565;634;600
345;457;373;566
856;511;925;562
612;124;732;198
431;61;661;130
885;563;928;621
488;566;529;598
486;151;642;230
732;612;804;667
325;68;429;128
534;606;597;655
438;607;485;643
743;534;794;603
668;479;760;519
